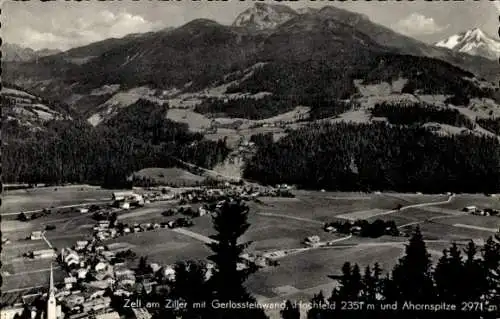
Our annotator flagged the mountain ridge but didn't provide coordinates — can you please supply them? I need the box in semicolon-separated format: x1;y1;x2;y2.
2;4;499;121
2;43;62;62
436;28;500;60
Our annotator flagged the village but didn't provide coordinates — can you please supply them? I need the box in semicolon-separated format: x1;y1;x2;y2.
1;183;303;319
2;181;500;319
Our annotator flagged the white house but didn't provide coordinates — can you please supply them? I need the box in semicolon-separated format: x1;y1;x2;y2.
0;307;23;319
33;249;56;259
95;312;120;319
163;265;176;281
95;262;108;272
30;231;43;240
77;268;89;279
112;191;135;201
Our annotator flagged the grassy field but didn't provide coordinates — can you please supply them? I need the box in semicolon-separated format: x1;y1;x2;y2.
106;229;212;266
0;185;116;214
2;188;496;308
246;245;406;299
132;167;206;187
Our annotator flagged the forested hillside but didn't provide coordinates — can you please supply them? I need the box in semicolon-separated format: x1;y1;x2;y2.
244;122;500;193
3;100;230;187
371;103;475;129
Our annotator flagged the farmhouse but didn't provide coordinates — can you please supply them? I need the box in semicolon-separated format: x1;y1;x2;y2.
132;308;152;319
33;249;56;259
61;248;80;267
95;312;120;319
30;231;43;240
463;206;478;213
304;235;321;247
82;297;111;313
0;307;23;319
112;191;135;201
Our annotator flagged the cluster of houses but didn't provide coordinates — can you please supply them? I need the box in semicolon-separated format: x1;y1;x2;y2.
463;205;500;216
44;217;217;319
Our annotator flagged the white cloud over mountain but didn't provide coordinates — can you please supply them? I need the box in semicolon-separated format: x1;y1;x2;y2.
12;11;164;51
393;13;448;36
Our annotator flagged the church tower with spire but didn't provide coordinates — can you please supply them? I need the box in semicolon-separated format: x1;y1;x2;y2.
46;264;57;319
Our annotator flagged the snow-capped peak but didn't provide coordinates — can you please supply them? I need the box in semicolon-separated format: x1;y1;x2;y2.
232;3;298;30
435;27;500;60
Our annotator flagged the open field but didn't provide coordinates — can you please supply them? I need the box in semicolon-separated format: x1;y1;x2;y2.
106;229;212;265
3;189;497;309
437;194;500;211
132;167;206;186
2;267;65;292
0;185;116;214
246;245;407;299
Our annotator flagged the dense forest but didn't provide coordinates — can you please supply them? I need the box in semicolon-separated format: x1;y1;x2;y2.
194;95;353;121
477;117;500;136
371;102;475;129
244;122;500;193
194;95;298;120
3;99;230;187
225;56;493;102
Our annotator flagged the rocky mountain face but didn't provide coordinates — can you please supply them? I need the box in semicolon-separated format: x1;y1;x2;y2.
232;3;299;30
436;28;500;60
2;43;61;62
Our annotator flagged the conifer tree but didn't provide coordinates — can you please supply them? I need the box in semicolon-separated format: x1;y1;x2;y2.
390;226;436;317
280;300;300;319
308;291;327;319
481;237;500;314
434;244;464;304
170;260;211;319
206;200;267;319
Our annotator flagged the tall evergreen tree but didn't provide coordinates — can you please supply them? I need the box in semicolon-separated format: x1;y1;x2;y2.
307;291;328;319
206;200;267;319
280;300;300;319
481;237;500;315
434;244;464;304
389;227;436;318
170;260;211;319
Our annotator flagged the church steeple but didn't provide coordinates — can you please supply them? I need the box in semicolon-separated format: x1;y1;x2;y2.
49;263;54;293
47;264;57;319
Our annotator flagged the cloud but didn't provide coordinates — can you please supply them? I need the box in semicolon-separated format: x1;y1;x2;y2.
13;10;164;51
392;13;448;36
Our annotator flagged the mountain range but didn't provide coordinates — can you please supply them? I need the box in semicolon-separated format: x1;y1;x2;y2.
2;43;61;62
2;4;499;130
436;28;500;61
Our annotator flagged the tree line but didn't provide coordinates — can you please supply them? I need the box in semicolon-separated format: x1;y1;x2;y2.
244;122;500;193
3;99;230;187
477;117;500;136
371;102;475;130
299;229;500;319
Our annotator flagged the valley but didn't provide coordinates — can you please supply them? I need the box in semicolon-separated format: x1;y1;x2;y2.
2;2;500;319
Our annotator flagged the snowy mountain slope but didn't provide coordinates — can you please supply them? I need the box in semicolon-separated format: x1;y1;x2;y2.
436;28;500;60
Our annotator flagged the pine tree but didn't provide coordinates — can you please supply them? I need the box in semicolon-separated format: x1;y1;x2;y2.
481;237;500;314
206;200;267;319
308;291;327;319
390;227;436;317
280;300;300;319
170;260;211;319
434;244;464;304
362;265;376;302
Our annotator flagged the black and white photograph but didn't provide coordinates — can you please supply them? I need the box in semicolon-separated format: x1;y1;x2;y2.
1;0;500;318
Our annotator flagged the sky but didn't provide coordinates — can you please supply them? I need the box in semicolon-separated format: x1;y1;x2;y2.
2;0;499;51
